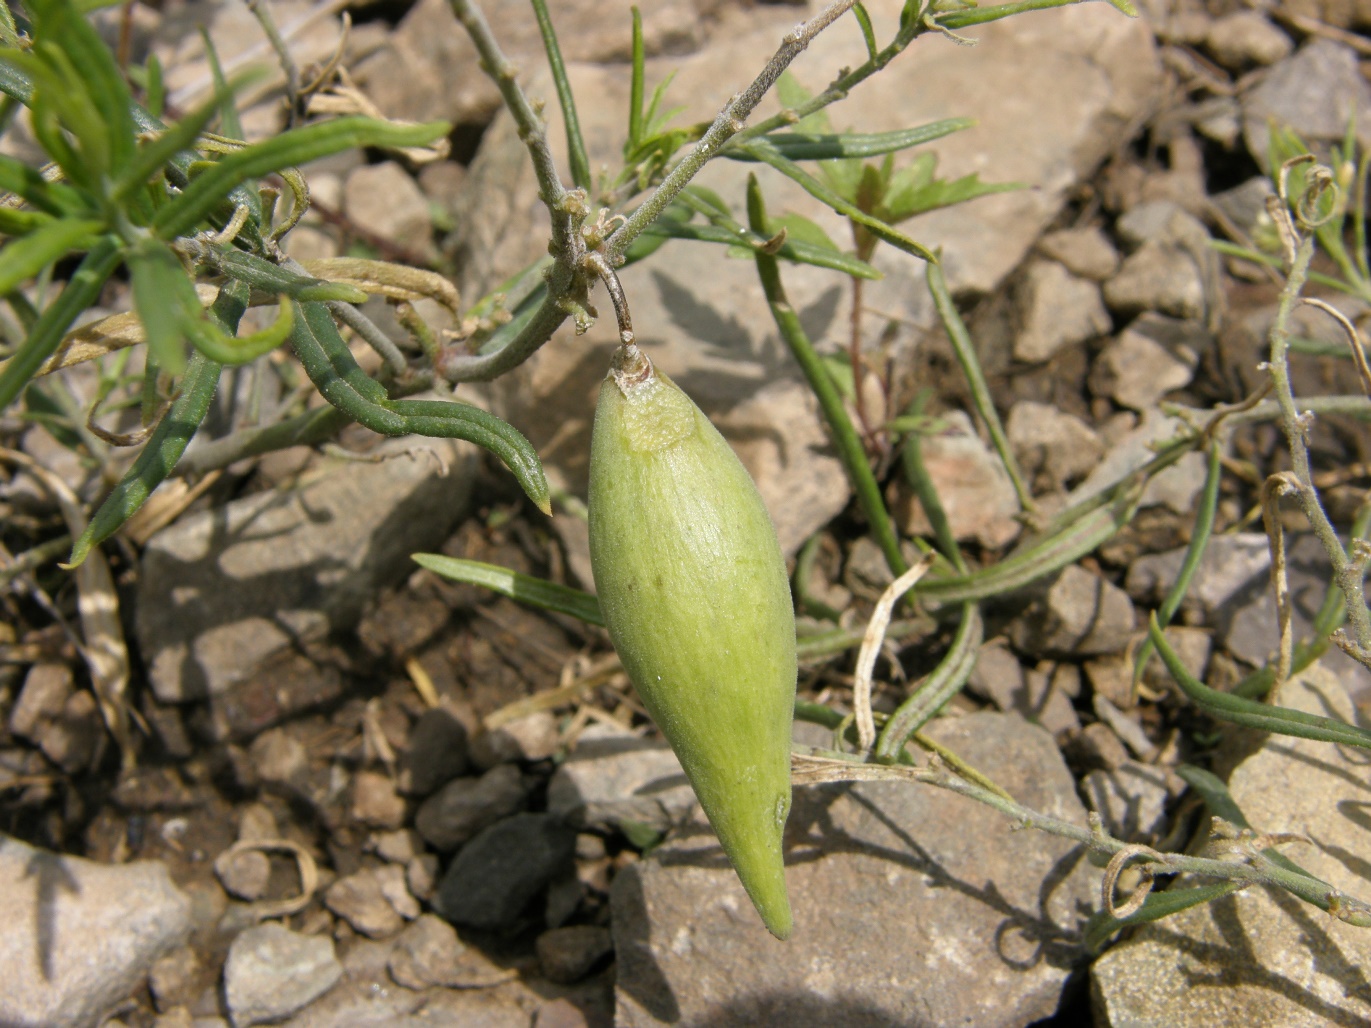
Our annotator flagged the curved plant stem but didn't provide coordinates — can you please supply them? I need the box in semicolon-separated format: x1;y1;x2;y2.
746;174;906;577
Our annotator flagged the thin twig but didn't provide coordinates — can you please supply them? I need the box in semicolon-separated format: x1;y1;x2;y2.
604;0;859;264
1265;197;1371;669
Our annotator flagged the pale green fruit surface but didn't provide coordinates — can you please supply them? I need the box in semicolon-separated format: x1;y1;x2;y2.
588;347;796;939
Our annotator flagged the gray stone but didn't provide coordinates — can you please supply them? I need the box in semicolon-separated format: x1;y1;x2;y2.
536;925;613;984
1125;532;1270;615
1012;259;1112;363
1115;200;1182;248
397;706;469;796
1104;238;1206;321
1210;176;1275;240
1222;535;1371;688
1082;760;1173;843
971;645;1080;734
1063;721;1132;772
343;163;433;257
0;837;192;1028
406;854;439;903
138;436;475;703
1036;226;1119;280
1091;663;1371;1026
374;862;421;921
1006;400;1103;491
469;711;561;768
248;728;309;790
215;848;271;902
1010;564;1135;658
1068;409;1209;515
355;0;725;127
1092;694;1158;761
37;688;102;773
613;711;1099;1027
371;829;423;865
279;979;533;1028
351;771;406;831
1242;39;1371;168
1204;11;1292;70
414;764;527;852
223;923;342;1028
149;947;201;1012
8;662;73;741
324;869;406;939
436;813;577;931
899;410;1021;549
1090;317;1199;411
385;914;520;992
546;724;695;834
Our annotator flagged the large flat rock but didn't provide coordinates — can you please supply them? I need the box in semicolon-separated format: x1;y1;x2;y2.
1092;663;1371;1027
0;836;192;1028
612;711;1099;1027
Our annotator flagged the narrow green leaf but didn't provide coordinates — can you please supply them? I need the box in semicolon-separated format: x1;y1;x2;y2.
412;554;604;625
146;53;165;120
1084;884;1245;955
67;348;223;567
128;238;201;374
188;290;293;365
1149;614;1371;751
0;217;104;295
770;212;840;253
725;121;974;163
626;6;645;154
740;140;937;263
0;153;85;216
748;172;907;578
530;0;590;191
199;28;242;140
1133;441;1221;687
639;219;881;279
214;247;368;302
0;235;123;411
927;261;1031;508
389;398;551;515
153;117;449;240
112;75;251;204
853;3;878;61
938;0;1085;29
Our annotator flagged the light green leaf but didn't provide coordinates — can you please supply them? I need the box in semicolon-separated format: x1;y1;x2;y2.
0;217;105;295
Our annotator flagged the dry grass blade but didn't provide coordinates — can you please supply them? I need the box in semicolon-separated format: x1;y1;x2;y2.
852;554;935;754
300;257;461;314
0;449;133;768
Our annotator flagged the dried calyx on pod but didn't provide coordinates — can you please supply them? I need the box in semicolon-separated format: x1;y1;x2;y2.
587;341;797;939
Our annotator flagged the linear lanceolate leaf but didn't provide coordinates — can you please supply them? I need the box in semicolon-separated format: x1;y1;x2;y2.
0;217;105;295
1084;884;1245;955
216;249;368;303
640;219;881;279
1149;614;1371;751
128;237;200;374
738;140;936;262
66;349;222;567
389;398;551;516
153;117;449;239
0;153;85;215
412;554;604;625
0;234;123;412
111;79;246;204
723;120;974;163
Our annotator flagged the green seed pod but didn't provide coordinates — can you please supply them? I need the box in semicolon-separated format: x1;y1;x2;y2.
588;344;796;939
